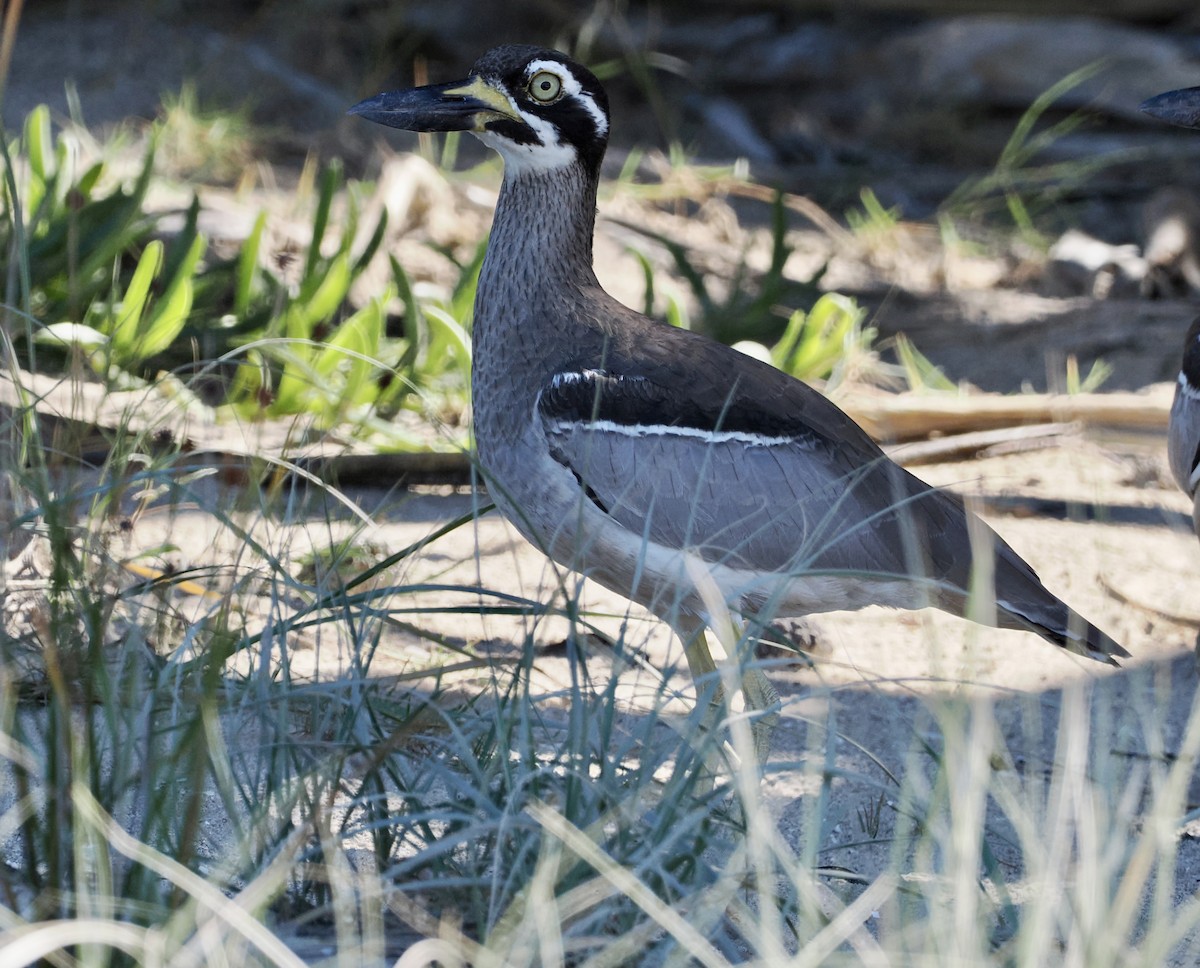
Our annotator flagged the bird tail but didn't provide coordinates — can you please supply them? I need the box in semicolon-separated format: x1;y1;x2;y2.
981;541;1129;666
1005;607;1130;667
988;562;1128;666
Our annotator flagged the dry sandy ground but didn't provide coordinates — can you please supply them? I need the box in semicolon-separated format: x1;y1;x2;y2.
71;413;1199;956
119;423;1198;691
2;409;1196;958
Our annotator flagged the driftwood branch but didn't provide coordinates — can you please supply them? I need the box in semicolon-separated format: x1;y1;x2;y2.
883;421;1079;465
1;366;1174;485
838;384;1173;443
0;367;464;484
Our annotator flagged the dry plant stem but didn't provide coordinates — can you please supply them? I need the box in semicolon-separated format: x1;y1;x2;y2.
0;0;24;107
2;361;1174;483
5;358;1175;483
724;180;855;247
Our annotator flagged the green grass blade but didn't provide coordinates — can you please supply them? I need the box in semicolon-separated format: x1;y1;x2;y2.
75;160;104;201
108;239;163;353
312;296;386;413
272;342;318;413
770;308;807;371
609;217;714;315
388;254;422;375
302;160;342;285
895;332;956;392
997;59;1107;172
629;248;656;317
23;104;51;183
351;207;388;278
73;145;157;285
423;305;472;371
234;210;267;318
450;237;488;325
289;251;351;339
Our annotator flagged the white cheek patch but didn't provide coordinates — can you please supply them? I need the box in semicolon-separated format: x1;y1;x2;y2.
474;128;577;175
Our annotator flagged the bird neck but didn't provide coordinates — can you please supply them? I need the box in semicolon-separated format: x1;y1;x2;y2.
471;160;605;430
483;162;601;294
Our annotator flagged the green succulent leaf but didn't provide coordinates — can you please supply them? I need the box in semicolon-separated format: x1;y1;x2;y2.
134;232;206;361
234;211;267;318
108;240;164;353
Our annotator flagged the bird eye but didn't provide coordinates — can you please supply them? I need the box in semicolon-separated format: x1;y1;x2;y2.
528;71;563;103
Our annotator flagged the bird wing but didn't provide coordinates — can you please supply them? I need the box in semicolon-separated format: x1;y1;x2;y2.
536;328;972;584
536;322;1128;662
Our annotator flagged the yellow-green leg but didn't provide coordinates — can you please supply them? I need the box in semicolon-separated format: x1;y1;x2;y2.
676;615;779;765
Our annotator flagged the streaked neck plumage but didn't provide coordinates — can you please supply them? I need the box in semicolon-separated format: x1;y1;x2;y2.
480;161;601;301
471;159;605;445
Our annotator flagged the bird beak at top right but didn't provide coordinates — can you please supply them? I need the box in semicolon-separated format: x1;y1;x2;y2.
1141;86;1200;129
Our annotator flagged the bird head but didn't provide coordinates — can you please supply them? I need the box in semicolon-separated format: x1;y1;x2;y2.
349;45;610;177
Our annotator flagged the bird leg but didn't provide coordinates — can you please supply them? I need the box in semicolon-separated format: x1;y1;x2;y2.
740;664;780;764
676;615;779;766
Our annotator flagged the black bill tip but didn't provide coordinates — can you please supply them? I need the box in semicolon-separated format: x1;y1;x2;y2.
348;81;488;133
1140;86;1200;129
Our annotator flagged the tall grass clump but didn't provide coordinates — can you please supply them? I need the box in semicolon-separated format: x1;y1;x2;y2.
5;422;1200;967
616;189;822;347
2;104;475;449
940;61;1139;244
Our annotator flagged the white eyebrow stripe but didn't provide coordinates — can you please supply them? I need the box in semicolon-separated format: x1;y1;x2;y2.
525;58;609;137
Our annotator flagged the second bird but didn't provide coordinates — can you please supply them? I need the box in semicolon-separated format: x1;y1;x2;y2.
1141;85;1200;542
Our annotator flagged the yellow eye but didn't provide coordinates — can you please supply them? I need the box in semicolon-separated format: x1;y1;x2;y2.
529;71;563;103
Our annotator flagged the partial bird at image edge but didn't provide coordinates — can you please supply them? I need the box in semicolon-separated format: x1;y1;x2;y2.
1142;85;1200;542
